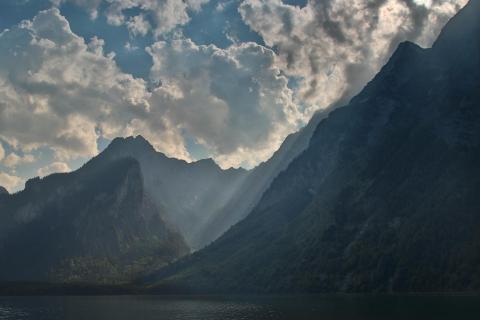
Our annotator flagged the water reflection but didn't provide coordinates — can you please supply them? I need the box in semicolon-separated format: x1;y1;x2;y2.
0;295;479;320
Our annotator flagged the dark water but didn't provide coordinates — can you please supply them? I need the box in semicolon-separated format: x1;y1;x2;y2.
1;295;479;320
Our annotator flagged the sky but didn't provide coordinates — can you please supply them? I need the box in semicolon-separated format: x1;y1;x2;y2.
0;0;467;192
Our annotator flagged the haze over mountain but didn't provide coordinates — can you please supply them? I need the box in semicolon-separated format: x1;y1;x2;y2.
0;112;322;282
199;110;328;246
100;109;331;249
143;0;480;294
96;135;248;249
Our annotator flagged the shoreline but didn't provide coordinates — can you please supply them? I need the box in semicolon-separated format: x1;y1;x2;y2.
1;283;479;297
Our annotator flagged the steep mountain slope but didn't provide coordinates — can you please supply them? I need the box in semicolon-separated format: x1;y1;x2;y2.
0;157;188;283
97;136;248;249
145;0;480;293
197;110;328;247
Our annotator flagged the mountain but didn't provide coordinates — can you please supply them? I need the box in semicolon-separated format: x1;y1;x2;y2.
0;186;8;196
97;135;248;250
0;117;320;284
196;110;328;246
144;0;480;293
100;124;327;250
0;156;188;283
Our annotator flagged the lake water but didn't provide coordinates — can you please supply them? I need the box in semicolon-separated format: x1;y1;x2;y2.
0;295;479;320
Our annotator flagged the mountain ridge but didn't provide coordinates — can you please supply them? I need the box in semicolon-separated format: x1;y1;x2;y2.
96;134;249;249
142;0;480;294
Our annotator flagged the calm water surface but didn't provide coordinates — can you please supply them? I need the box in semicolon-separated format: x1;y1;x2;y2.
0;295;479;320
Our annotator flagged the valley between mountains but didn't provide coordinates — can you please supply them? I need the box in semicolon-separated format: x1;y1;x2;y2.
1;0;479;294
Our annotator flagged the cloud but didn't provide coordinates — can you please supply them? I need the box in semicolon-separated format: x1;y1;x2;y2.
51;0;102;19
108;0;209;38
126;14;151;37
147;39;304;168
0;8;156;161
239;0;467;108
0;143;4;161
124;41;139;51
37;161;71;177
2;153;35;168
55;0;210;38
0;2;467;174
0;172;24;192
1;8;300;169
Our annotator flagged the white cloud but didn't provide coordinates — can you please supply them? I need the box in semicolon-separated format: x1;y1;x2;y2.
2;153;35;168
147;39;304;168
239;0;468;109
0;8;155;161
0;143;4;161
2;8;211;167
124;41;139;51
62;0;210;38
126;14;151;37
414;0;433;7
0;2;467;175
51;0;102;19
186;0;209;12
51;0;209;36
37;161;71;177
0;172;24;192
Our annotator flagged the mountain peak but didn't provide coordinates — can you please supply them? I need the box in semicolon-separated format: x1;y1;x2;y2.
192;158;248;175
0;186;8;195
105;135;156;155
0;156;189;283
378;40;424;74
193;158;219;168
433;0;480;52
111;135;153;148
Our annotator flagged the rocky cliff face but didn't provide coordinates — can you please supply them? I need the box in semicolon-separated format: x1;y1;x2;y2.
144;0;480;293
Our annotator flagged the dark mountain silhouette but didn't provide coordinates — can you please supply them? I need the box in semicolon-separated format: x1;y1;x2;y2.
0;186;8;196
0;117;320;284
143;0;480;293
0;156;189;283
